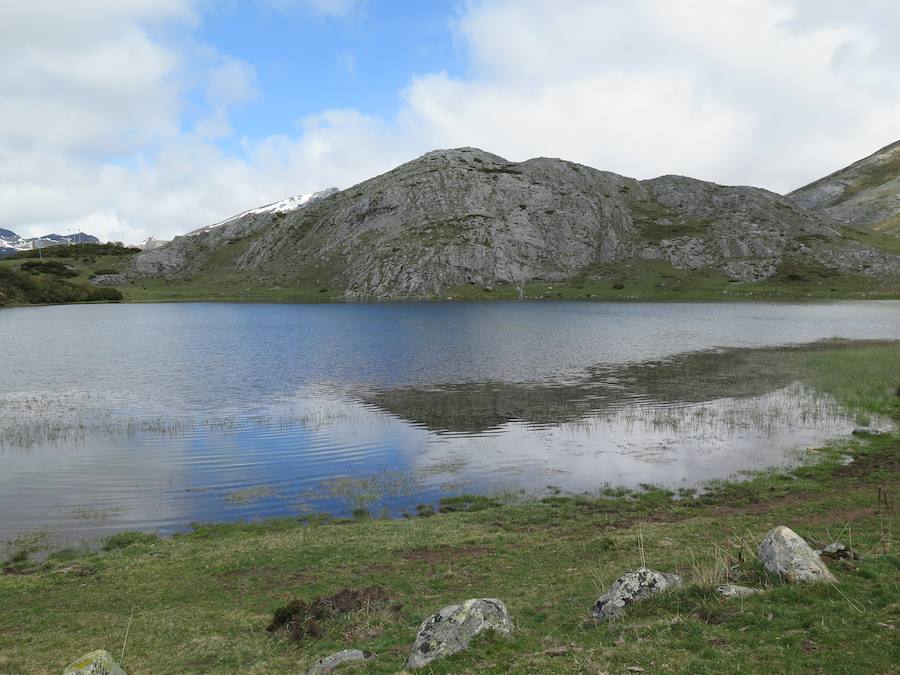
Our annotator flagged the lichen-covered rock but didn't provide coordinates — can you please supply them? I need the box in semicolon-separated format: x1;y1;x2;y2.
592;567;683;621
307;649;373;674
406;598;513;669
62;650;126;675
717;584;763;599
758;526;837;583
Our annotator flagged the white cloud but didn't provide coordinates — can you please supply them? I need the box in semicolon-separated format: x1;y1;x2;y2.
1;0;898;245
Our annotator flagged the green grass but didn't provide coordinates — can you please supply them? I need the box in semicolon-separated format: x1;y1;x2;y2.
0;244;139;307
0;344;898;673
443;259;900;302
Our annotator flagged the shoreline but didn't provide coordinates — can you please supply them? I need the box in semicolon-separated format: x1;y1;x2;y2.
1;427;896;673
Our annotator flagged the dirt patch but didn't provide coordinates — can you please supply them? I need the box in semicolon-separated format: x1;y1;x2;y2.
266;586;394;642
694;608;735;625
835;447;900;478
398;546;491;563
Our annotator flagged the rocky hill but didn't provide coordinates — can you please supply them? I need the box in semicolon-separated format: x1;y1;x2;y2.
789;141;900;234
128;147;900;300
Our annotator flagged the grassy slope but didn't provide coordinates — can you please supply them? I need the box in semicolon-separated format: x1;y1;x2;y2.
0;344;898;674
120;257;900;304
0;245;134;307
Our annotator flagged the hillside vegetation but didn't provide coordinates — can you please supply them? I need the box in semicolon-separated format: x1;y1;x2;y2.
0;244;136;307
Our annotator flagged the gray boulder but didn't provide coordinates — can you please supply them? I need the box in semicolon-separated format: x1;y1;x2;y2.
307;649;373;674
406;598;513;669
717;584;763;599
592;567;683;621
62;650;126;675
758;526;837;583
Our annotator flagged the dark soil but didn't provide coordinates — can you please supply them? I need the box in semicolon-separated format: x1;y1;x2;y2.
266;586;393;642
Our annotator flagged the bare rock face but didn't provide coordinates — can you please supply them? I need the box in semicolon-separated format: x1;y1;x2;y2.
757;526;837;584
62;650;127;674
592;567;683;622
406;597;513;669
129;146;900;299
789;140;900;229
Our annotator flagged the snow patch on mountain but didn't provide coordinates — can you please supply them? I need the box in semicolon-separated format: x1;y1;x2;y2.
188;188;339;236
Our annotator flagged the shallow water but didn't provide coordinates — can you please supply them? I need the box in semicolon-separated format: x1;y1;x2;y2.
0;300;897;541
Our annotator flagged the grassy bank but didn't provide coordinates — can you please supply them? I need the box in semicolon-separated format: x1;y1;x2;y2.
0;347;898;673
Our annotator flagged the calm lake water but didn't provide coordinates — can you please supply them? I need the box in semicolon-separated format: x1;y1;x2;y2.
1;300;898;542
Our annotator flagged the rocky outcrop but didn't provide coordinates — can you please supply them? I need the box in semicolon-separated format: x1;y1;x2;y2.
592;567;683;621
62;649;127;674
307;649;374;674
789;140;900;231
406;597;513;669
758;526;837;584
127;146;900;299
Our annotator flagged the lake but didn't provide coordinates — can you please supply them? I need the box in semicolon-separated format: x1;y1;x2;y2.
1;300;898;542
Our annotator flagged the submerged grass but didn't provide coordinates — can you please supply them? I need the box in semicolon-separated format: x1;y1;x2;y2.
0;345;898;673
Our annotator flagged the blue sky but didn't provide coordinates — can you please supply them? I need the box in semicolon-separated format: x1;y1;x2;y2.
2;0;898;243
196;2;463;133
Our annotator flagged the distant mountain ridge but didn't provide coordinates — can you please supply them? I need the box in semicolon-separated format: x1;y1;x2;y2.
127;145;900;300
0;230;101;258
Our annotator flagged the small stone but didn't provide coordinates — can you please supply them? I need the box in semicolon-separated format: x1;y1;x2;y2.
716;584;763;599
307;649;373;675
757;526;837;584
818;541;860;560
543;646;570;656
406;598;513;669
63;650;127;675
592;567;683;622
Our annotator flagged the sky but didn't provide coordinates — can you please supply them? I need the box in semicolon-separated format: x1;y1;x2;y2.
1;0;899;244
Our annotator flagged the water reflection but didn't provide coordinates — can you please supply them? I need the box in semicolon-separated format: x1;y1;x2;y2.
0;342;876;542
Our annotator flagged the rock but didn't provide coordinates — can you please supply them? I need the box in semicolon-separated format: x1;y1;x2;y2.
757;526;837;583
591;567;683;622
406;598;513;669
307;649;373;674
716;584;763;599
818;542;860;560
62;650;127;675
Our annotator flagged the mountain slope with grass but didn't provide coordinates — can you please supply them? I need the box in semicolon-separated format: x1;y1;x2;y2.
125;147;900;301
789;140;900;235
0;243;137;307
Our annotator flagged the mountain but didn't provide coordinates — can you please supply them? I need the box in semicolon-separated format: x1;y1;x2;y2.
133;189;338;278
0;229;26;258
129;147;900;300
789;141;900;234
35;232;101;247
0;231;103;259
133;237;169;252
